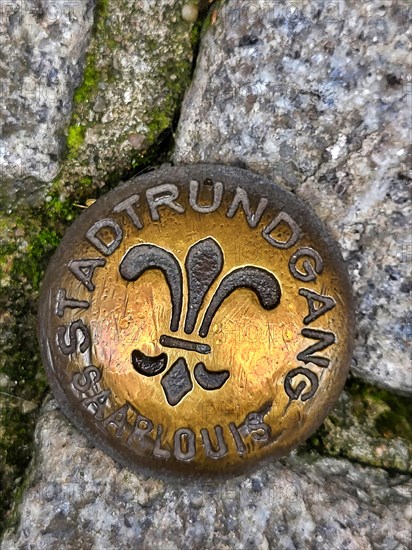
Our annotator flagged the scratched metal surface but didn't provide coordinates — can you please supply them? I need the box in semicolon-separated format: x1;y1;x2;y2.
38;165;354;478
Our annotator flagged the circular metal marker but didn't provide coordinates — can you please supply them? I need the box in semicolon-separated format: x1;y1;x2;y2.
39;165;354;478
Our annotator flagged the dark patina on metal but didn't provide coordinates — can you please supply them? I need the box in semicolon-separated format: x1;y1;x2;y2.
38;165;354;478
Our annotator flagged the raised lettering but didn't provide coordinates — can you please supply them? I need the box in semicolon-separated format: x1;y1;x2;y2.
189;180;224;213
298;328;336;368
68;258;106;291
174;428;196;462
289;247;323;282
284;367;319;401
229;422;246;456
146;184;185;221
113;194;143;229
262;211;301;249
82;389;111;420
103;403;131;437
86;219;123;256
244;412;271;443
57;320;90;355
55;289;89;318
200;426;228;459
227;187;268;228
299;288;336;324
153;424;171;459
127;414;154;451
72;365;101;393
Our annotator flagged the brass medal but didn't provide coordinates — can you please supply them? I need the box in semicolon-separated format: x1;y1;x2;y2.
38;165;354;477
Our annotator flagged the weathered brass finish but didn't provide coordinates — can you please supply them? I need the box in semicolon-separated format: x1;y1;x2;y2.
38;165;354;477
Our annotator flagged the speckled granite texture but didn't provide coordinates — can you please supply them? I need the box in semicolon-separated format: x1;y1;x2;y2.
175;0;412;395
2;401;411;550
54;0;194;195
1;0;411;547
0;0;95;204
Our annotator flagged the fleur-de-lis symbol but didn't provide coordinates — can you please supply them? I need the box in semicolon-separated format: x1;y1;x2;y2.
119;238;281;405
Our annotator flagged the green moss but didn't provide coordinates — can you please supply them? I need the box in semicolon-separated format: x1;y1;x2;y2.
201;10;213;35
2;461;32;535
68;0;112;165
190;18;202;47
147;108;173;142
73;53;99;105
72;0;113;105
302;376;412;471
44;194;76;224
11;230;60;289
346;380;412;442
0;401;39;533
377;410;412;441
0;203;80;535
95;0;110;32
144;54;192;142
43;175;97;224
71;0;119;108
0;216;57;534
79;176;93;186
59;0;196;192
66;125;86;158
0;2;199;533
